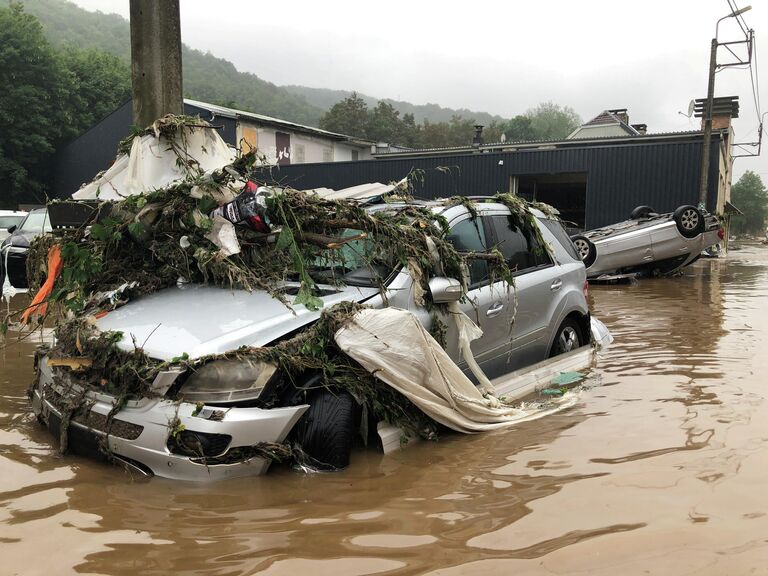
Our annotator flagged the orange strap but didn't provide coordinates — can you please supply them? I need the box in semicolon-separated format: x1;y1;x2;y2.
21;244;63;324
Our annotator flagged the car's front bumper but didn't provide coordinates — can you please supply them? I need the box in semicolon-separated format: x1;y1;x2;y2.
31;356;309;481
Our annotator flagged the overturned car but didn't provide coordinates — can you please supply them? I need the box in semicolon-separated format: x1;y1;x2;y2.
22;116;604;482
571;204;723;279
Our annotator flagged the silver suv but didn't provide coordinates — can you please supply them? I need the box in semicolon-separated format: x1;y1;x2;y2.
31;198;590;481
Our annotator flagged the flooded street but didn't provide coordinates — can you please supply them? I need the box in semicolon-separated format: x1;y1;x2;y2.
3;245;768;575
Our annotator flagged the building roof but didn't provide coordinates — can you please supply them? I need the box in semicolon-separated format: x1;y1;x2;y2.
567;109;639;139
372;129;726;159
184;98;374;147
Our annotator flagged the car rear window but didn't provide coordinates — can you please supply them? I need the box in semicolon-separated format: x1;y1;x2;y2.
540;218;580;261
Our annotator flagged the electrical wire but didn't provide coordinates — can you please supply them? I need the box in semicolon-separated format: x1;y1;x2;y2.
727;0;751;39
750;37;761;117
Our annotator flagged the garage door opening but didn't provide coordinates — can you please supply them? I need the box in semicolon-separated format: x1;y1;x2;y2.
513;173;587;231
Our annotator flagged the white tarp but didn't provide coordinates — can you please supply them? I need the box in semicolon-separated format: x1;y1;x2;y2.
303;178;409;201
73;126;235;201
335;307;552;433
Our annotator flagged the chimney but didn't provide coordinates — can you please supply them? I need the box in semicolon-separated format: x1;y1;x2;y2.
608;108;629;125
472;125;484;147
693;96;739;130
631;123;647;135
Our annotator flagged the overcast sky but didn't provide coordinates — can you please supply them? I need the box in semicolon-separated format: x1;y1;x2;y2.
72;0;765;179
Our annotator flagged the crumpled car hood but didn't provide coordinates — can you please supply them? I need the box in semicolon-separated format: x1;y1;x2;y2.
96;283;380;361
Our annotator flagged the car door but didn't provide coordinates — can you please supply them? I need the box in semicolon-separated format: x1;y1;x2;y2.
485;213;560;369
442;215;514;380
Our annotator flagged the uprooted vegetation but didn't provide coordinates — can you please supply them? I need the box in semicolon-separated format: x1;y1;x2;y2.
19;116;560;459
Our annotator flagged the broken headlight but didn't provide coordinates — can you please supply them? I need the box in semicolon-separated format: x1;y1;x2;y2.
177;359;277;405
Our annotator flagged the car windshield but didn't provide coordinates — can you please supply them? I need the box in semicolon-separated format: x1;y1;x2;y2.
0;215;24;229
310;229;395;287
19;211;51;233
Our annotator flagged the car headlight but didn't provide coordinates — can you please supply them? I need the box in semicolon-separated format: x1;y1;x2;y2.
178;358;277;404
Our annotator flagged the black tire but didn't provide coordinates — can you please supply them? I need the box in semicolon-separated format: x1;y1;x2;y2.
571;235;596;268
293;389;356;470
673;205;704;238
550;317;583;357
630;205;656;219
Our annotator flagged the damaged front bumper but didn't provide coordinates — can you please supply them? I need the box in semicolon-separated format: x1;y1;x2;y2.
30;356;308;481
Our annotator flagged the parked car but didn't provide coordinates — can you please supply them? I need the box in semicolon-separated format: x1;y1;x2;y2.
0;208;50;294
571;204;723;279
0;210;27;242
31;199;593;481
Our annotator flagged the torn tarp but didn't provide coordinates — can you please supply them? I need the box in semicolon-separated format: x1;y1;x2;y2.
336;307;541;433
73;121;235;200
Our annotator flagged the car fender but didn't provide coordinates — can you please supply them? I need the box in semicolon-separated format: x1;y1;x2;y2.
545;286;590;353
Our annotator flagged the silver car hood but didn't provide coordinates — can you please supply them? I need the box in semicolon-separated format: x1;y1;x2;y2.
96;283;380;361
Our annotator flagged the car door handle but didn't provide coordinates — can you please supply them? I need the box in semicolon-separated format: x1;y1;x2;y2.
550;279;563;291
486;302;504;317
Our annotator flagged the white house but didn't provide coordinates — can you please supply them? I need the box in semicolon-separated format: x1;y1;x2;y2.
185;99;374;165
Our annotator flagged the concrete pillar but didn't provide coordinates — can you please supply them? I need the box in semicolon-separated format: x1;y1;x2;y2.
129;0;183;128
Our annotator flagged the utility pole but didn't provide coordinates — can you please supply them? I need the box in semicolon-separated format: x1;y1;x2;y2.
129;0;183;128
698;38;718;209
698;5;752;210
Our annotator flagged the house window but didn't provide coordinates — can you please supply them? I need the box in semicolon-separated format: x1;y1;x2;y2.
294;144;306;163
322;147;334;162
351;150;359;161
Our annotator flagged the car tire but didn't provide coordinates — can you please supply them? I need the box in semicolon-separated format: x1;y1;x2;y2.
550;318;583;357
293;388;357;470
673;205;704;238
630;205;656;219
571;235;596;268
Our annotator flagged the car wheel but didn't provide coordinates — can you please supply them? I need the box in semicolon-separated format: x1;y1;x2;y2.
293;388;357;470
571;235;596;268
673;205;704;238
630;205;656;219
550;318;582;357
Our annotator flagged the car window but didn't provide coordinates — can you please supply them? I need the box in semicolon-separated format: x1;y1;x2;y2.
0;216;24;228
446;217;489;287
540;217;580;260
20;211;51;233
488;215;552;273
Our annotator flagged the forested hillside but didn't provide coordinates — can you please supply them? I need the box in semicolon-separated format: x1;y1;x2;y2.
283;86;507;126
19;0;512;128
20;0;325;125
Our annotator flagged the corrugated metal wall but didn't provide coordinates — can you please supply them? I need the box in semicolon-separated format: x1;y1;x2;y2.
54;101;238;199
254;135;721;229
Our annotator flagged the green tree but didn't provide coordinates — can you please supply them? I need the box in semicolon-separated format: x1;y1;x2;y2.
504;115;536;141
319;92;369;138
730;171;768;234
367;101;406;144
525;102;582;140
58;46;130;138
0;3;69;206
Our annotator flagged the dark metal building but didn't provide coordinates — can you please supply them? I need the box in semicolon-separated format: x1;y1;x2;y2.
254;130;732;230
53;100;238;199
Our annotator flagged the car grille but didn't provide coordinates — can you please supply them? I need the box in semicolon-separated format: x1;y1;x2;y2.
44;388;144;440
167;430;232;458
6;251;28;288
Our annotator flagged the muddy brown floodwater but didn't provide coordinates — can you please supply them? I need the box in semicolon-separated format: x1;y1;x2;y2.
3;245;768;575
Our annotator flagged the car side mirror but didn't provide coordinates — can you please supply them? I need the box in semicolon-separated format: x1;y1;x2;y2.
6;225;16;234
428;276;463;303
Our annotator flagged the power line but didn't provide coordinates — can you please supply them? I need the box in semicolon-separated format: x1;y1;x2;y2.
727;0;751;39
751;36;762;117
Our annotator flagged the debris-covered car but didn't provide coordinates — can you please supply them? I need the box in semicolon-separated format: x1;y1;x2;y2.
19;116;604;482
1;208;49;295
571;205;723;279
